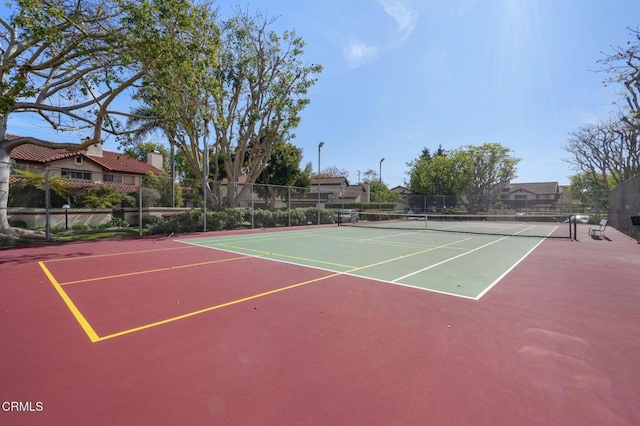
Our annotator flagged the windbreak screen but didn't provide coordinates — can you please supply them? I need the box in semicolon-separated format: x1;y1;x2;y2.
339;211;571;239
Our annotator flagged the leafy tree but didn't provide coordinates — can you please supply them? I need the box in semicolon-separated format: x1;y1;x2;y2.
123;142;184;207
78;186;135;209
142;172;183;207
568;172;609;212
360;169;399;204
255;143;310;208
0;0;209;233
407;148;468;211
8;169;71;208
368;179;401;204
209;10;322;207
124;141;170;172
458;143;520;214
127;9;321;209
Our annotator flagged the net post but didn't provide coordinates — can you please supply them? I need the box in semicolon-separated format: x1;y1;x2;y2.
567;217;573;241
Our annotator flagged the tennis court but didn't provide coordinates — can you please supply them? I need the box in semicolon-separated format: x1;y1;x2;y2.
179;222;562;300
2;222;639;425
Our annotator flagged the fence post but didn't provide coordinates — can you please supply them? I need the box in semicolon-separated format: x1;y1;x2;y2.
288;186;291;227
45;167;50;242
138;175;143;237
251;183;254;229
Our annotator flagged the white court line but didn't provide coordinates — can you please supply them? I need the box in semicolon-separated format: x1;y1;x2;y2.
391;236;510;282
474;237;547;300
392;225;552;299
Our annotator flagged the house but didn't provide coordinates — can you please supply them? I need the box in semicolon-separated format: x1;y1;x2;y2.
499;182;561;211
8;134;164;195
6;135;167;228
310;177;371;204
391;185;412;210
342;184;370;203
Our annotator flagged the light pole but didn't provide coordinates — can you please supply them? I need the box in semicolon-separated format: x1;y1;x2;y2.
378;158;385;212
62;204;70;230
318;141;324;225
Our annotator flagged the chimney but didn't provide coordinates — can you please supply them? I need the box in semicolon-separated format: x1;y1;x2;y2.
83;138;103;157
147;151;164;170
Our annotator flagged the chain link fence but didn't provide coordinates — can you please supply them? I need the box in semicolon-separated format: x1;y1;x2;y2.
608;174;640;241
6;160;618;239
5;162;145;236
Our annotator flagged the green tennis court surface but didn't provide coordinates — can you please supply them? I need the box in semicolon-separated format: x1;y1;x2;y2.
179;226;557;299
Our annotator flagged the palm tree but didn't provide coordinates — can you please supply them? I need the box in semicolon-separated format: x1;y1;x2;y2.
126;105;178;207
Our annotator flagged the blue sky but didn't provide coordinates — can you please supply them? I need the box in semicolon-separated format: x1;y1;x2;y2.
8;0;640;188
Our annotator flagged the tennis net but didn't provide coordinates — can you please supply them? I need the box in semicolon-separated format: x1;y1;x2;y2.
338;211;571;238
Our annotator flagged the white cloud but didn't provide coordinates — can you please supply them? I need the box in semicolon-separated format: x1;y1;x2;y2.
344;40;377;68
378;0;418;42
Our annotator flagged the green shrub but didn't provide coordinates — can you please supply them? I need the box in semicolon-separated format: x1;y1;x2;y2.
8;220;28;229
144;206;336;235
71;224;92;230
148;211;203;234
225;208;246;229
141;215;166;228
100;217;130;228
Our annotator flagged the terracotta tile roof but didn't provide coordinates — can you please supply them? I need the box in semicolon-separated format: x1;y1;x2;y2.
10;142;79;163
7;135;163;175
9;176;139;194
89;151;162;175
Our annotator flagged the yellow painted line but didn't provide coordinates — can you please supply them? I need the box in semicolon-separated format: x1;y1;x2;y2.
96;271;343;342
38;262;101;343
45;245;197;263
98;236;472;341
59;256;250;286
217;243;358;269
46;234;472;343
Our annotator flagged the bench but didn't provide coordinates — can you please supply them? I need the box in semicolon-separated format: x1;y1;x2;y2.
589;219;608;237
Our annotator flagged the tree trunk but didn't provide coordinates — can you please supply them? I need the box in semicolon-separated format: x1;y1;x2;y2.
0;146;15;233
269;189;277;210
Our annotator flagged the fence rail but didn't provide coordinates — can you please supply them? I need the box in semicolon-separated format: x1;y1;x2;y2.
4;161;614;241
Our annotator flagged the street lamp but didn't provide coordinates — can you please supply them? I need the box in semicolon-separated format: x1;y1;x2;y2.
379;158;385;182
318;141;324;225
62;204;70;230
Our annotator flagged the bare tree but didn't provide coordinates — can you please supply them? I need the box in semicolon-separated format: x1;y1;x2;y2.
562;120;626;190
598;25;640;181
319;166;349;179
